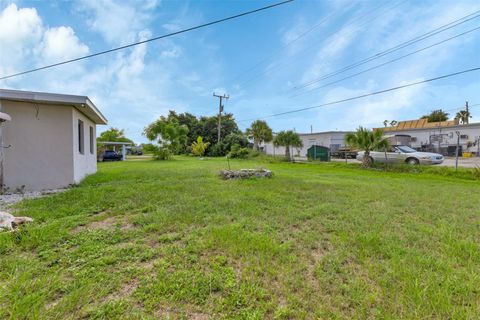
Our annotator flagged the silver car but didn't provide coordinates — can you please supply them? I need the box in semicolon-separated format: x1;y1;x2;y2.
356;145;444;165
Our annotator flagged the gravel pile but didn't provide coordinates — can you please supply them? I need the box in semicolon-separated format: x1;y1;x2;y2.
0;189;66;209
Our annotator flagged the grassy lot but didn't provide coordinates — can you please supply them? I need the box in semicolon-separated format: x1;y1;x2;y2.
1;157;479;319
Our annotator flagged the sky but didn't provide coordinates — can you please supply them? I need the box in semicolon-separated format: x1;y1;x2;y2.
0;0;479;143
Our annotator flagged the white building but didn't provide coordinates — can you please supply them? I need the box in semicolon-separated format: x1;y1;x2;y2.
261;131;352;157
0;89;107;191
375;119;480;156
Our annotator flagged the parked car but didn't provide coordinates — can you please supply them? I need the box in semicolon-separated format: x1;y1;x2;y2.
100;150;122;161
356;145;444;165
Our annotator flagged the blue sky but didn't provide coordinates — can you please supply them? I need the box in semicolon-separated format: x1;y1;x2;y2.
1;0;479;143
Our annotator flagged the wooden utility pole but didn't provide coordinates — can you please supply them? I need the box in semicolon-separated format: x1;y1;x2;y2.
465;101;469;124
213;93;229;143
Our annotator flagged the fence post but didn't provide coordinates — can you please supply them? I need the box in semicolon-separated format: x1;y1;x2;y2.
455;131;460;171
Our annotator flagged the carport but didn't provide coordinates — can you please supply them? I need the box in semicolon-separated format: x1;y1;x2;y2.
97;141;131;160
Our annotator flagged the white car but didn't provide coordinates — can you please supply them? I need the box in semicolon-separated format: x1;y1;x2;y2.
356;145;444;165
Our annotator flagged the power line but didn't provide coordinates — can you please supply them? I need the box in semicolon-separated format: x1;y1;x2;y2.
0;0;294;81
358;103;480;128
291;25;480;97
226;2;355;84
293;9;480;91
235;0;407;89
238;67;480;122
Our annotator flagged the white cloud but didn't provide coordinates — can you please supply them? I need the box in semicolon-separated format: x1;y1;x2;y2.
37;26;89;64
75;0;159;45
0;4;43;76
162;23;181;32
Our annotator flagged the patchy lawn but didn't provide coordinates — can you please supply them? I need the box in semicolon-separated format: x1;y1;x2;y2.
1;157;479;319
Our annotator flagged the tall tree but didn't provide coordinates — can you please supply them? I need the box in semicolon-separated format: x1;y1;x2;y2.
97;127;133;144
246;120;273;151
455;110;471;124
167;111;200;146
197;113;240;146
273;130;303;160
143;116;189;155
345;127;389;168
421;109;449;122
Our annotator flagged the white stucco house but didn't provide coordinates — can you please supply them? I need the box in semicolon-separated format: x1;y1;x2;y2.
0;89;107;191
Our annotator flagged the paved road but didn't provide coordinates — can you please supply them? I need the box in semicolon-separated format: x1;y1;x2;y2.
332;157;480;168
438;157;480;168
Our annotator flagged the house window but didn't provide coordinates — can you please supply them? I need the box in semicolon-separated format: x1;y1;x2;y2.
89;126;94;154
78;120;84;154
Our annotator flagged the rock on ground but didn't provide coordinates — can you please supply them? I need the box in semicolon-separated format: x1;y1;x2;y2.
220;169;273;180
0;211;33;231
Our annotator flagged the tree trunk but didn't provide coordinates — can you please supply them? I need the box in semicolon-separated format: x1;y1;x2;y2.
285;145;290;160
362;150;372;168
253;140;259;151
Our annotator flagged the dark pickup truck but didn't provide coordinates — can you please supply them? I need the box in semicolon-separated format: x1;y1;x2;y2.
100;150;122;161
331;148;358;159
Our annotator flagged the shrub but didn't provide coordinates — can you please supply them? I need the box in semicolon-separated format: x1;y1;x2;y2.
153;147;172;160
228;144;250;159
472;165;480;180
206;133;248;157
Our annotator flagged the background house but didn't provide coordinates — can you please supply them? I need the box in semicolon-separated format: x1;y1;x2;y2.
0;89;107;191
375;119;480;156
261;131;353;157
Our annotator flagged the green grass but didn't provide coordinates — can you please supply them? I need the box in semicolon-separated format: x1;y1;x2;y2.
1;157;479;319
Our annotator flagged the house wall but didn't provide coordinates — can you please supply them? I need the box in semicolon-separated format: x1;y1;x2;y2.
261;132;351;157
1;100;75;191
72;108;97;184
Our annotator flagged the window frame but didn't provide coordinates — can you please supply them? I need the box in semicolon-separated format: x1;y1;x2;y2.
78;119;84;154
89;126;94;154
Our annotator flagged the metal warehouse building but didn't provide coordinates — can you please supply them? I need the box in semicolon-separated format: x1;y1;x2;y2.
261;131;353;158
374;119;480;156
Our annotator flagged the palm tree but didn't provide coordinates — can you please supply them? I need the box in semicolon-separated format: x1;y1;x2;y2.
455;110;471;124
191;136;210;157
246;120;273;151
273;130;303;160
345;127;389;167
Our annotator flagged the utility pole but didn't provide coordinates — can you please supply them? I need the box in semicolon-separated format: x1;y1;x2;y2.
465;101;469;124
213;92;229;143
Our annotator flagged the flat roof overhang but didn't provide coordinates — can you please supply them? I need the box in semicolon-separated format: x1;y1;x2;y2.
0;88;108;125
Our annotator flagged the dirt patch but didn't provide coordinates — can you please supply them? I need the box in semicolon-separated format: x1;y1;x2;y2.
71;215;135;234
45;295;63;311
154;307;210;319
108;278;140;301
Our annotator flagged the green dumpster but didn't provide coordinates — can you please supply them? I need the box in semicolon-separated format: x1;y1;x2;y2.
307;145;330;161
